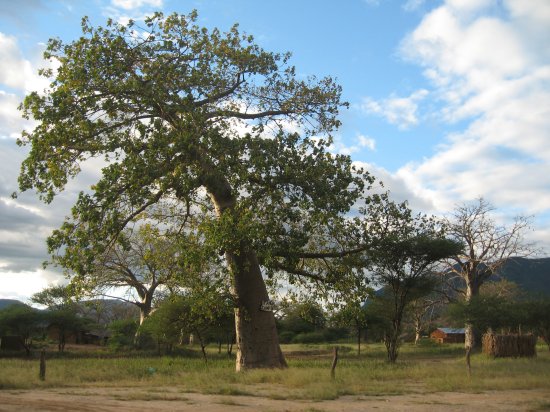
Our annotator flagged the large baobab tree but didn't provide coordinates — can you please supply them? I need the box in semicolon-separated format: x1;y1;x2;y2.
17;11;377;370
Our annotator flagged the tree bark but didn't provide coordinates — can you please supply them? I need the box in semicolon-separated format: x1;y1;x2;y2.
229;249;287;370
414;317;421;345
207;179;286;371
356;322;361;356
138;290;154;326
465;280;479;350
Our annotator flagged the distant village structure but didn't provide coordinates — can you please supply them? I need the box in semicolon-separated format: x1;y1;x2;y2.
430;328;466;344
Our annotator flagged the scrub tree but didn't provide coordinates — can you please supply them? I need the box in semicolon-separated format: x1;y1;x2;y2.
31;285;86;352
367;202;462;362
69;214;215;326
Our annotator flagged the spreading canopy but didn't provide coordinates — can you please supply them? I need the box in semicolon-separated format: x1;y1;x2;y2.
18;11;372;279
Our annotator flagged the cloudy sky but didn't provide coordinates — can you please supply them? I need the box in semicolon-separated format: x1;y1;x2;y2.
1;0;549;302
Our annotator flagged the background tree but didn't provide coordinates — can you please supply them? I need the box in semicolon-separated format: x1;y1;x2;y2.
0;305;45;355
45;310;89;352
523;298;550;351
142;283;234;361
31;285;88;352
367;202;462;362
31;285;73;310
276;301;329;344
447;295;513;336
18;11;380;370
70;215;213;326
446;277;550;342
76;299;139;345
407;290;444;345
107;319;139;351
444;198;533;349
331;290;373;355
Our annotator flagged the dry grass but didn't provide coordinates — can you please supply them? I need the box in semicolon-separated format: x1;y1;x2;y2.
0;341;549;400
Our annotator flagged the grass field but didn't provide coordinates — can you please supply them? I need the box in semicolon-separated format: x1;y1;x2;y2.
1;340;549;401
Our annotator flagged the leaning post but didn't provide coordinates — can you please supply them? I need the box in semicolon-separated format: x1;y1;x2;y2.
330;346;339;380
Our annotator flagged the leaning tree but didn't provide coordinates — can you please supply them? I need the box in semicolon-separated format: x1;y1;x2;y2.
17;11;376;370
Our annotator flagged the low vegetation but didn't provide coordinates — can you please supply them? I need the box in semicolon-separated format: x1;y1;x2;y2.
1;341;549;400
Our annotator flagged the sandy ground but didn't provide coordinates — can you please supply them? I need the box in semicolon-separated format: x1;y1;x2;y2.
1;387;549;411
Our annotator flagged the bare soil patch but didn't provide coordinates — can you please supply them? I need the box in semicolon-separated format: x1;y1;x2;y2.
1;387;549;411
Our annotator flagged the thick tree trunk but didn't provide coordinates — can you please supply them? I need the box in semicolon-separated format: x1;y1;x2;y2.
229;249;287;371
207;179;286;371
138;303;151;326
138;288;155;326
465;281;479;350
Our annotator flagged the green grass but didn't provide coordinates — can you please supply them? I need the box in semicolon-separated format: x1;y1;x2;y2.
0;341;549;400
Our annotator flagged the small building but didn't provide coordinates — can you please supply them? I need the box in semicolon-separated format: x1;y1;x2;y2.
430;328;465;344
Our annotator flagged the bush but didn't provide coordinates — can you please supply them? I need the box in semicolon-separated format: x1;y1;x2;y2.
278;331;295;344
292;331;327;344
108;319;138;350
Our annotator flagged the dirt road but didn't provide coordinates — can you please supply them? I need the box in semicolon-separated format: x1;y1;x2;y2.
1;387;549;411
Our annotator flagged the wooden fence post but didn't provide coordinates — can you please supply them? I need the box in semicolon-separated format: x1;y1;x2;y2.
39;349;46;381
465;347;472;378
330;346;339;380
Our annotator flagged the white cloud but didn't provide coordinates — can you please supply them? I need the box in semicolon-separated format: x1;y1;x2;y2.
111;0;163;10
0;33;55;96
0;269;64;301
353;160;437;213
388;0;550;251
0;33;35;92
360;89;428;129
0;34;105;279
324;134;376;156
403;0;425;12
357;134;376;151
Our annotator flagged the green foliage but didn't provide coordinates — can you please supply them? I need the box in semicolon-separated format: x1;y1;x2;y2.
108;319;138;350
278;302;326;334
141;284;234;355
0;305;45;354
522;299;550;350
447;294;550;349
276;301;349;344
291;331;327;344
31;285;74;309
31;284;95;352
18;10;457;368
362;203;462;362
277;301;328;343
16;10;363;280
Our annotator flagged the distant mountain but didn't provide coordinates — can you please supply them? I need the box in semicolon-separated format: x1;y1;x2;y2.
441;257;550;297
494;257;550;296
0;299;27;310
0;297;138;324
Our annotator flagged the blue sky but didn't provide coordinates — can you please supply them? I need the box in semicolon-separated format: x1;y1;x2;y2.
1;0;549;301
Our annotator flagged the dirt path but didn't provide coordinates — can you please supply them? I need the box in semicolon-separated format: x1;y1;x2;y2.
1;387;549;411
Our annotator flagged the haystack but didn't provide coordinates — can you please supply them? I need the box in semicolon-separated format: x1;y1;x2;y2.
482;332;536;358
